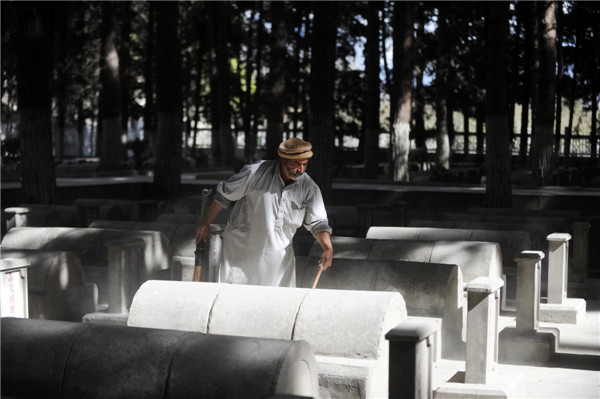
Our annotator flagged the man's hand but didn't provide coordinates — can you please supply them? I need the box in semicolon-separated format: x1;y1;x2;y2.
315;231;333;271
195;221;210;245
194;201;224;245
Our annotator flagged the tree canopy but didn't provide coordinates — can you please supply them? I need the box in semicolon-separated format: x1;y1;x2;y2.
1;1;599;202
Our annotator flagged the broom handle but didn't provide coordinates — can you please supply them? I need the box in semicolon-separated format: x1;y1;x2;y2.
311;265;324;289
193;189;212;282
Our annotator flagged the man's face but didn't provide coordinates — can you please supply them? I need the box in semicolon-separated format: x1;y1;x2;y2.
282;158;309;181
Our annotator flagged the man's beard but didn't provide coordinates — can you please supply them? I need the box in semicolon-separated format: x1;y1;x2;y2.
289;171;302;180
286;165;303;181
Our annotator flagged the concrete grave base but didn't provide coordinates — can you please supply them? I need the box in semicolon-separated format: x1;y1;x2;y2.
2;317;320;399
83;312;128;326
540;297;586;324
126;281;407;399
315;357;380;399
434;370;524;399
498;327;559;364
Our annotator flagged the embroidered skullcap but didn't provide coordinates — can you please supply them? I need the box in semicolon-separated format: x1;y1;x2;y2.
278;137;313;159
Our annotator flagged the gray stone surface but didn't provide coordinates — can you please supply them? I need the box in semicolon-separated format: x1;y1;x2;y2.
309;236;502;283
89;220;225;282
296;256;464;360
1;248;97;321
387;319;439;399
464;277;504;384
515;251;544;331
1;227;175;305
128;280;407;399
1;317;319;398
367;226;530;279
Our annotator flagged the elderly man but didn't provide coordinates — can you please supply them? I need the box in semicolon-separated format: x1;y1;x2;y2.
195;137;333;287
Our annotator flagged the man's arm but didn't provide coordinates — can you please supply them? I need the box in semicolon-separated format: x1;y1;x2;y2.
315;231;333;270
195;201;224;245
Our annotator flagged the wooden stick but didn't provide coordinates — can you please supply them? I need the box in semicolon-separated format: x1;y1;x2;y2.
192;265;202;282
193;189;212;282
311;266;324;289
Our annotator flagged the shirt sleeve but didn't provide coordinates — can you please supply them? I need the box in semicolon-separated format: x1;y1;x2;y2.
303;183;333;236
214;163;259;209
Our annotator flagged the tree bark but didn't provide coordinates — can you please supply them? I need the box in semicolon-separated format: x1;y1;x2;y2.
144;4;156;150
15;4;57;203
390;1;414;182
265;1;288;159
485;2;512;207
363;1;381;179
309;2;337;203
209;2;235;167
591;86;598;160
242;3;258;162
54;3;69;160
251;2;265;156
565;24;581;165
463;106;470;156
435;6;450;171
414;18;426;150
517;1;533;167
119;2;132;142
554;3;564;155
99;1;123;171
153;1;183;198
531;1;557;185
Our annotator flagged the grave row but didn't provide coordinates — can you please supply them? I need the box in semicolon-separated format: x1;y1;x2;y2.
1;196;594;398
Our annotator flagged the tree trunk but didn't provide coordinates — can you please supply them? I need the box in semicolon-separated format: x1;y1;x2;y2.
309;2;337;203
77;99;85;157
153;1;183;198
54;4;69;160
265;1;288;160
15;4;57;203
209;2;235;167
242;4;258;162
390;1;414;182
531;1;557;186
251;2;265;156
517;0;533;167
435;7;450;171
99;1;123;171
380;3;392;97
290;7;306;142
301;11;311;142
144;4;156;150
119;2;132;144
476;104;484;158
554;3;564;155
414;17;426;150
565;25;581;166
591;88;598;161
485;2;512;207
463;107;470;156
363;1;381;179
192;7;206;160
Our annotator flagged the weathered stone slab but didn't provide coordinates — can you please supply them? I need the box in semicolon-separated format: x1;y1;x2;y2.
1;248;97;321
367;226;530;278
1;227;175;305
128;280;407;399
309;236;503;283
2;317;319;398
89;220;224;282
296;256;462;360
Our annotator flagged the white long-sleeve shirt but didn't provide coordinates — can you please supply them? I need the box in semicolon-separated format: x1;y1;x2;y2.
213;160;332;287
